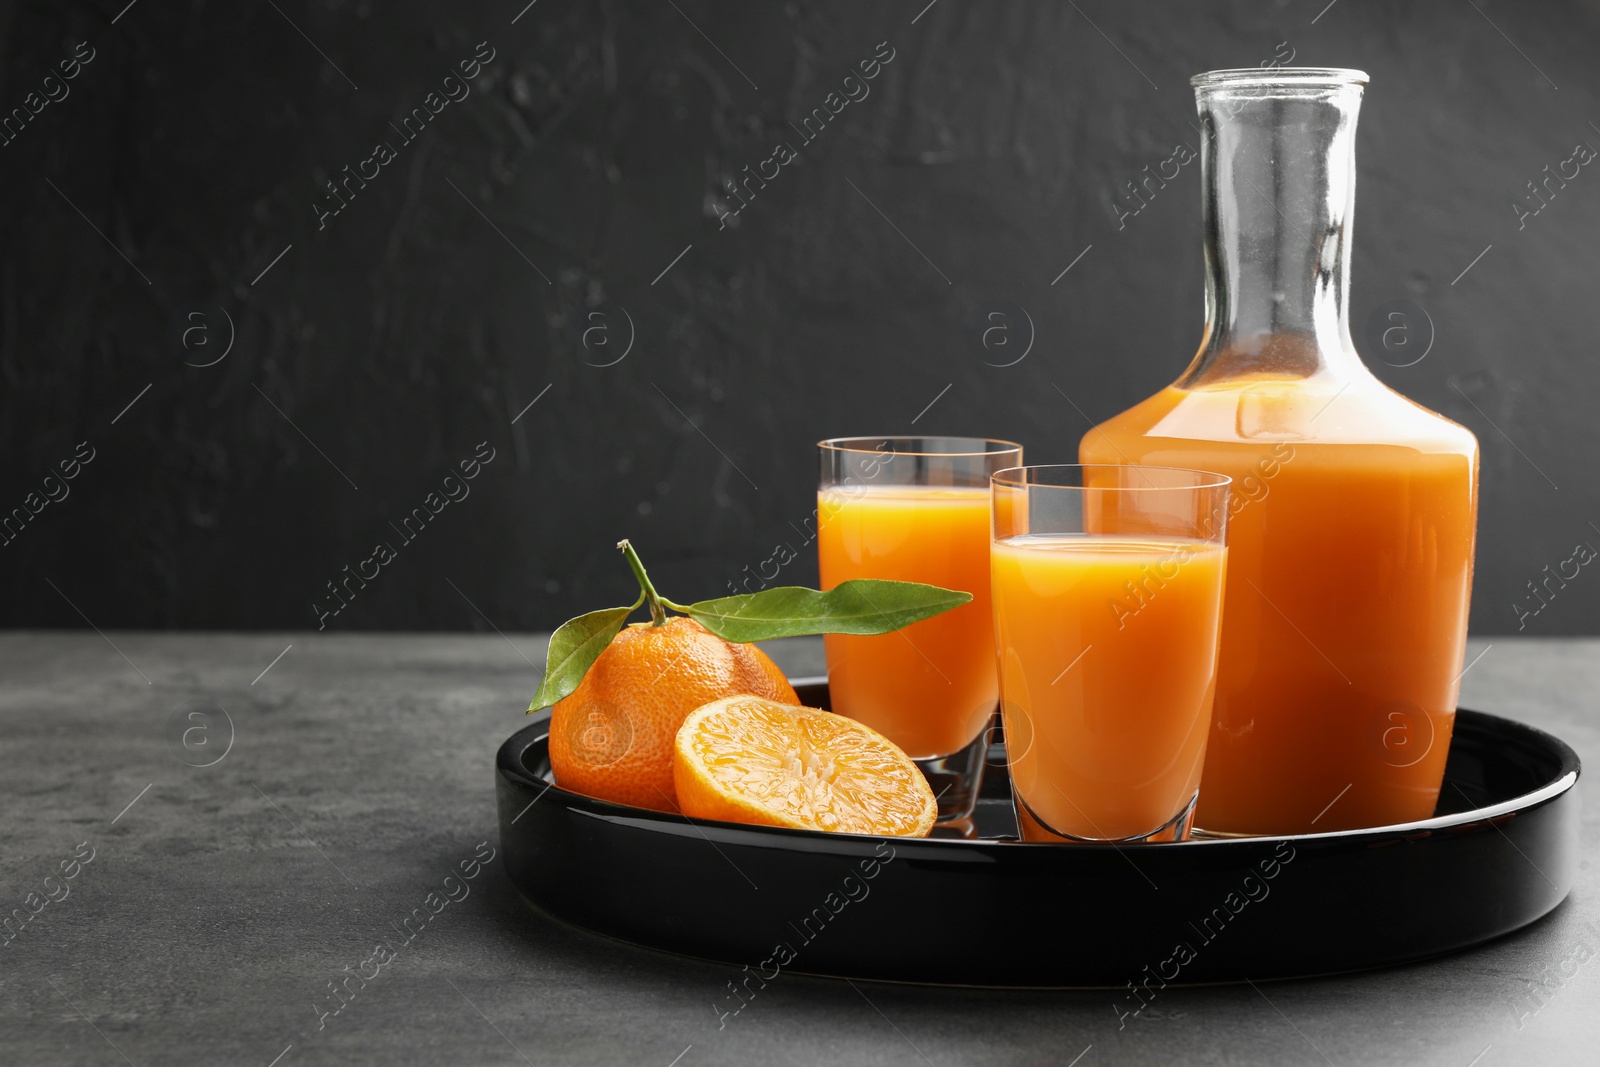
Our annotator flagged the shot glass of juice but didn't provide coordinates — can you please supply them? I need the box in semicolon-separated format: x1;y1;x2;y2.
990;465;1231;844
818;437;1023;825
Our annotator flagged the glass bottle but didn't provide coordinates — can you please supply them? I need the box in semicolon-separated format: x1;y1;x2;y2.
1080;69;1479;835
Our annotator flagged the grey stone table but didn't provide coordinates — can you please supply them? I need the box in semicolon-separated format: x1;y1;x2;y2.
1;632;1595;1066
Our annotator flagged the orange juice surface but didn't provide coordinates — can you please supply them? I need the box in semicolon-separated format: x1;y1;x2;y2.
1082;374;1477;833
817;486;996;759
992;535;1227;841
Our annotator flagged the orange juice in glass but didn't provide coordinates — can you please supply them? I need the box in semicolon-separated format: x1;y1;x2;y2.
818;437;1022;823
991;465;1230;843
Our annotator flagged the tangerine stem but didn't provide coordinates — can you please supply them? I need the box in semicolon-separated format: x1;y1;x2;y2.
617;539;668;626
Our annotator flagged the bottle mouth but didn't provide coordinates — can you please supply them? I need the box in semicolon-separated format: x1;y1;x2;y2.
1191;67;1368;92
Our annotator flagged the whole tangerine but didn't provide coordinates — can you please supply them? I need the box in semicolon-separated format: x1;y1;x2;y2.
548;615;797;812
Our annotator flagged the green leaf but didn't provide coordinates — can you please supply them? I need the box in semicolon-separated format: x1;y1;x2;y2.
527;599;641;713
680;580;973;643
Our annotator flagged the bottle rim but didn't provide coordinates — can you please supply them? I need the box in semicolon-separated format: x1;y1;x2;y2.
1191;67;1368;91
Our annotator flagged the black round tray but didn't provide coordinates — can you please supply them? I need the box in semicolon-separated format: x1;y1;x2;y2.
495;679;1580;987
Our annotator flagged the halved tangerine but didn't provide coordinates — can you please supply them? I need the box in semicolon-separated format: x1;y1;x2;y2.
672;695;937;838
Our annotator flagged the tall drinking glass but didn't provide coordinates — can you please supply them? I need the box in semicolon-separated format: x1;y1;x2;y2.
991;465;1231;844
818;437;1023;824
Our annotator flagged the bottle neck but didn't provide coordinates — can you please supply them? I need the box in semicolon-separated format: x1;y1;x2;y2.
1180;77;1367;386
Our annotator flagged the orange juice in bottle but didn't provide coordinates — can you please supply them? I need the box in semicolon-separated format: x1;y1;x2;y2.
1080;70;1478;834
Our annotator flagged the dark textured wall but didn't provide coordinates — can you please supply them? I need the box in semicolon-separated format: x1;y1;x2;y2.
2;0;1597;635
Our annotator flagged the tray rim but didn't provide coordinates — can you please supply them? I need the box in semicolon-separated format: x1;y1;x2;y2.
498;686;1582;853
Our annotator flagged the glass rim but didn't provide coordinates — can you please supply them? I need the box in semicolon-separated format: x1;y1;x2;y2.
1191;67;1368;91
991;463;1233;492
818;435;1024;458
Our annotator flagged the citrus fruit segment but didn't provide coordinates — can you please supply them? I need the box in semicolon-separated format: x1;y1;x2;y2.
673;695;938;837
548;617;797;813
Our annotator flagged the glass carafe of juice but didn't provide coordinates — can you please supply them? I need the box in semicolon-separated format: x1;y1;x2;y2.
1080;69;1478;834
